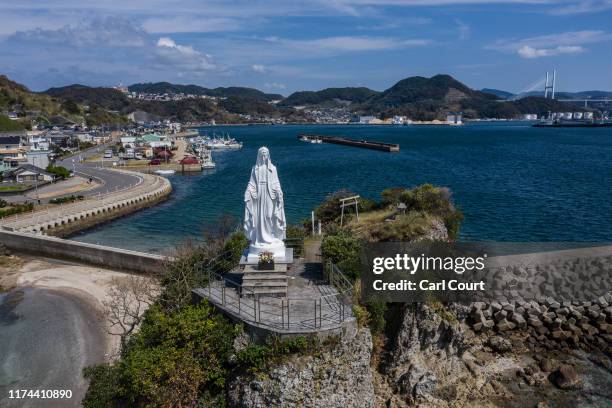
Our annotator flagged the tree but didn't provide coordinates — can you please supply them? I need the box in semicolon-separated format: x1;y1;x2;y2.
103;275;159;350
46;165;71;179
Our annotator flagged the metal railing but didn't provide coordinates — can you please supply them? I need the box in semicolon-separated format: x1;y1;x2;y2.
197;252;354;331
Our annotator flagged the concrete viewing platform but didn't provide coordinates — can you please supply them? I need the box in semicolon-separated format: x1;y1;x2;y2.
193;249;355;340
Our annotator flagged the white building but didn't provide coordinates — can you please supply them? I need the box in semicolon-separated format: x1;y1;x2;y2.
121;136;137;148
13;164;55;183
28;135;51;151
26;150;50;169
446;113;463;125
392;116;407;125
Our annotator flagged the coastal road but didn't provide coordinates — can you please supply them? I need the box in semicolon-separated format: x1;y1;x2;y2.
0;288;108;407
57;143;143;197
4;144;143;204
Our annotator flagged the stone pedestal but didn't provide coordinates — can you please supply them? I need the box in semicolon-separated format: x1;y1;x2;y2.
245;240;286;263
240;248;293;297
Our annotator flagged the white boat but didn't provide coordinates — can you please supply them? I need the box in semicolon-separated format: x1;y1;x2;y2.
154;169;175;175
201;132;243;150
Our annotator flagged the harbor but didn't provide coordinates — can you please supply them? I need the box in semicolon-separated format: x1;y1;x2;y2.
298;133;400;152
71;122;612;253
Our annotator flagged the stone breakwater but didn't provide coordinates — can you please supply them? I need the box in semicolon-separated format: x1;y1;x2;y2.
469;293;612;351
0;169;172;237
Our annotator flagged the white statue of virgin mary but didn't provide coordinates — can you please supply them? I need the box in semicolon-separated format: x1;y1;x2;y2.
244;147;286;259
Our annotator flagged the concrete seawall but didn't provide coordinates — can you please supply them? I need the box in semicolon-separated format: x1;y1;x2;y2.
0;230;168;274
0;169;172;236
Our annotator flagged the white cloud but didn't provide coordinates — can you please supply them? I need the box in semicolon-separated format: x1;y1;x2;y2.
143;17;242;33
261;35;430;53
550;0;612;15
251;64;267;73
155;37;217;71
455;19;470;40
265;82;287;90
10;17;147;47
517;44;584;58
487;30;612;58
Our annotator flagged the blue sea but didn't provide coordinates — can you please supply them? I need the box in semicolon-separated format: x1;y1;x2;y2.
71;123;612;253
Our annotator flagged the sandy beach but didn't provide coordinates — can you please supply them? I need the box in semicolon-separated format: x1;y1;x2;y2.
0;255;157;407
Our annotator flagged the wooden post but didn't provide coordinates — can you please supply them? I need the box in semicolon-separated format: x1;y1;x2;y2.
311;211;315;236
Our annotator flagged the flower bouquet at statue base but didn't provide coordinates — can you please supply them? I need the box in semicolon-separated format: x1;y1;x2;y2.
258;251;275;270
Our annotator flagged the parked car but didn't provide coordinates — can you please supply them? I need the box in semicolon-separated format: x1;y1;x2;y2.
149;159;162;165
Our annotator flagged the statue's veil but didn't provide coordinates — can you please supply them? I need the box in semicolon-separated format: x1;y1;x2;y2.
256;147;270;167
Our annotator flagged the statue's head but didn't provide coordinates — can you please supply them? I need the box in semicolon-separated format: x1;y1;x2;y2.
256;147;270;166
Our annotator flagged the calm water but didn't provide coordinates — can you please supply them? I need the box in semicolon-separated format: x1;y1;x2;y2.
72;123;612;253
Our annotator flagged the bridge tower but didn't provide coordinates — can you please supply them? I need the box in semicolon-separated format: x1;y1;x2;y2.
544;69;556;99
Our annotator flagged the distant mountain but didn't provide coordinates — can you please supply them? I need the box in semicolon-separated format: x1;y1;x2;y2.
279;87;379;107
481;88;514;100
127;82;283;102
371;74;492;107
44;84;130;111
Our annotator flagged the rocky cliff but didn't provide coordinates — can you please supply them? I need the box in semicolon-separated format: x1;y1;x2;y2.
228;327;376;407
229;300;611;407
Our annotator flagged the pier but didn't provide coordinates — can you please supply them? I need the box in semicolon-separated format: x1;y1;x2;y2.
298;134;400;152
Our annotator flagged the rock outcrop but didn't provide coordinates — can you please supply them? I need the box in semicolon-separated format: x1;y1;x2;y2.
228;327;375;408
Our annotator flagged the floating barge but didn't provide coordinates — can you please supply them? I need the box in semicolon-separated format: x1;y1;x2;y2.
298;134;399;152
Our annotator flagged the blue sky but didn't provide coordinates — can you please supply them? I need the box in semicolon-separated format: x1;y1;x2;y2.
1;1;611;94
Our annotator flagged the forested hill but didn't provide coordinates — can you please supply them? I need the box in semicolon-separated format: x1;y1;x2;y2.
0;75;126;128
278;87;379;107
44;85;130;111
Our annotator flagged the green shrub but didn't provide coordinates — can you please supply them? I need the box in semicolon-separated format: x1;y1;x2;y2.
49;194;84;204
366;302;387;334
82;365;123;408
0;202;34;218
380;187;408;206
400;184;451;215
45;165;71;179
285;224;306;257
352;304;371;327
314;189;356;225
359;198;379;212
237;336;313;373
159;244;210;312
212;231;249;273
320;229;362;279
444;209;464;240
0;199;7;208
123;303;235;407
